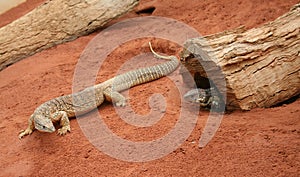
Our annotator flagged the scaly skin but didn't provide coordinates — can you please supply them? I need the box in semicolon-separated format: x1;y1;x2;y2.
19;42;179;139
184;87;225;112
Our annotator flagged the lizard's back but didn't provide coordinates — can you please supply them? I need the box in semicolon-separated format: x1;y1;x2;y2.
42;44;179;117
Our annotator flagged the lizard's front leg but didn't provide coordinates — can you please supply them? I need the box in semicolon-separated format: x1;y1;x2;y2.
19;115;35;139
51;111;71;135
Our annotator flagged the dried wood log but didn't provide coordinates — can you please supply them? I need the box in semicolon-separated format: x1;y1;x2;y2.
180;3;300;110
0;0;139;71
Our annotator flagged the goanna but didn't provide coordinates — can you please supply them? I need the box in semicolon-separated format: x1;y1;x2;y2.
19;42;179;139
183;87;225;112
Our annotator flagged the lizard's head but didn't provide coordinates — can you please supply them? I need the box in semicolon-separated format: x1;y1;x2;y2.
184;89;205;103
33;114;55;133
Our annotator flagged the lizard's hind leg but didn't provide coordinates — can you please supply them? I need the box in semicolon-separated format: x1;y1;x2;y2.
103;88;126;107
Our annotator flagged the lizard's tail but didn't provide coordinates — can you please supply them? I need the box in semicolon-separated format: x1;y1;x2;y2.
149;42;174;60
104;42;179;92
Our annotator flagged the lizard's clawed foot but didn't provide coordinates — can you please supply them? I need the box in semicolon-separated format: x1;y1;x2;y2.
115;100;126;107
57;126;71;136
18;128;33;139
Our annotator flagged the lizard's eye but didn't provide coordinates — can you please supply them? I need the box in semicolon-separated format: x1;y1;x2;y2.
42;125;46;129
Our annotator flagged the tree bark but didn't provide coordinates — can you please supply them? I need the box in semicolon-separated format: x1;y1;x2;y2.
180;3;300;110
0;0;139;71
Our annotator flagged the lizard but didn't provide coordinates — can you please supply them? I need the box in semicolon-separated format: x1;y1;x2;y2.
18;42;179;139
183;86;225;112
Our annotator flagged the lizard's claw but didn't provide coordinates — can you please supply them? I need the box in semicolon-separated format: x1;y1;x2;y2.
57;126;71;136
18;128;33;139
115;100;126;107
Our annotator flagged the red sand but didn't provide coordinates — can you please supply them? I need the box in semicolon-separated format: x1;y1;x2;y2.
0;0;299;176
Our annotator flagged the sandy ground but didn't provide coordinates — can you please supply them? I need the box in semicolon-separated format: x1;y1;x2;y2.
0;0;299;176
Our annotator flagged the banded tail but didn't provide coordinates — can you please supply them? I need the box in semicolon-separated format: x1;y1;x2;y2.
108;42;179;91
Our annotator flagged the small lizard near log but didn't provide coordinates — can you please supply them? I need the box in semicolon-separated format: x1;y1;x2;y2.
183;87;225;112
19;42;179;139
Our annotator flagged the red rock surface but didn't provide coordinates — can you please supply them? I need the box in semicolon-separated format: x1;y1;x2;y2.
0;0;299;176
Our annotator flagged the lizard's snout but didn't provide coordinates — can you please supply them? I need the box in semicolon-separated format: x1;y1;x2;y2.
38;124;56;133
